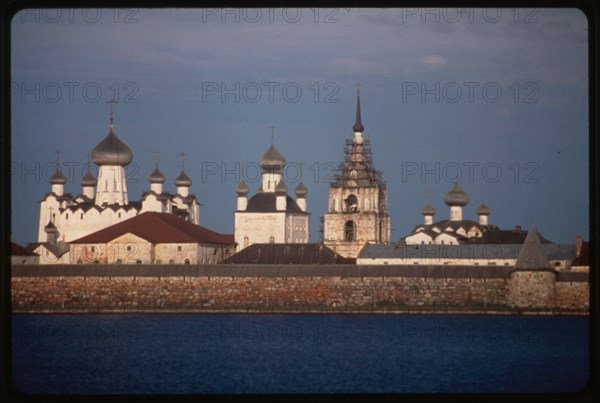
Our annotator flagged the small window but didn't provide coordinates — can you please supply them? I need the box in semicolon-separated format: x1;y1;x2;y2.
184;258;190;264
344;220;355;241
169;259;175;263
118;212;121;218
91;246;96;252
80;213;83;219
65;213;69;219
127;245;132;251
177;245;182;251
136;260;142;264
270;236;275;243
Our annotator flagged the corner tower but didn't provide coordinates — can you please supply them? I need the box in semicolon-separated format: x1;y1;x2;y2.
321;85;391;258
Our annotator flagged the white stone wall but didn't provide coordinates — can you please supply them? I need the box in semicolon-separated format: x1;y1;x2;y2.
141;194;171;214
234;212;309;251
234;212;286;251
95;165;129;205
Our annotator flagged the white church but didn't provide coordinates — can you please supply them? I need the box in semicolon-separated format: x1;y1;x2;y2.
402;181;497;245
34;103;200;262
233;142;310;251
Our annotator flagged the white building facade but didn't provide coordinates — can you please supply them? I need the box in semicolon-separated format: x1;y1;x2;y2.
36;108;201;251
234;144;310;251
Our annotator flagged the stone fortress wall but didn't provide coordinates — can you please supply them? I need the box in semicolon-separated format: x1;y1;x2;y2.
12;264;588;313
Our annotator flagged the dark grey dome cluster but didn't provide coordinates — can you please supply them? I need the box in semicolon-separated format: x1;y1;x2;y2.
259;145;286;171
444;181;469;207
91;128;133;166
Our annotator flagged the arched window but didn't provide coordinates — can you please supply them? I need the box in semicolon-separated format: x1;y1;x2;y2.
345;194;358;212
244;236;249;247
345;220;356;241
270;236;275;243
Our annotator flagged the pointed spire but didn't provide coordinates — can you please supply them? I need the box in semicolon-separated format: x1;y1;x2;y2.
515;226;550;270
353;82;364;133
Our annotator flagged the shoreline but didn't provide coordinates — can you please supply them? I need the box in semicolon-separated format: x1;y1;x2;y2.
11;306;590;316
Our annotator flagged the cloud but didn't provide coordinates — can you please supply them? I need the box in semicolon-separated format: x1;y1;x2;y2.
419;55;447;66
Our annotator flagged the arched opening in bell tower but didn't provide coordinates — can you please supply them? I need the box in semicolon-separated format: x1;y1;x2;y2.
345;220;356;241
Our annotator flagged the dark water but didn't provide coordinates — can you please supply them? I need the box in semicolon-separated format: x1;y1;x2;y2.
12;314;588;394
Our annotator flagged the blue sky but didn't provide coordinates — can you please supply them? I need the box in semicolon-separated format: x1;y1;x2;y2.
11;8;589;245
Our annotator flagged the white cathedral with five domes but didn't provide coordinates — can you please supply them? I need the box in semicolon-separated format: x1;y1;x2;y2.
37;105;200;251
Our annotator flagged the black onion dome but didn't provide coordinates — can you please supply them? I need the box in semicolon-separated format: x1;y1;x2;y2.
49;166;67;185
91;128;133;166
44;219;58;233
175;170;192;187
259;145;286;171
148;166;166;184
444;181;469;207
236;180;249;196
421;203;435;216
476;203;491;215
80;167;97;187
275;179;288;195
295;181;308;197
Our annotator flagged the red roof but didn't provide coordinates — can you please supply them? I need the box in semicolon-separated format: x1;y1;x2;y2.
70;212;234;245
11;242;39;256
572;241;589;266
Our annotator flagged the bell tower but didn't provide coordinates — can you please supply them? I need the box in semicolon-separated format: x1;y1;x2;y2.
321;84;391;258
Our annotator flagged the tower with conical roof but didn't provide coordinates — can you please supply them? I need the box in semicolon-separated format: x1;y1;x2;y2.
321;85;391;258
92;99;133;206
508;225;557;308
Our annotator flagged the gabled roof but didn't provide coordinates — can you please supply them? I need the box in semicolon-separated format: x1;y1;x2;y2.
469;228;552;244
11;242;39;256
27;242;70;258
223;243;347;264
572;241;589;266
358;242;576;261
70;212;234;245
